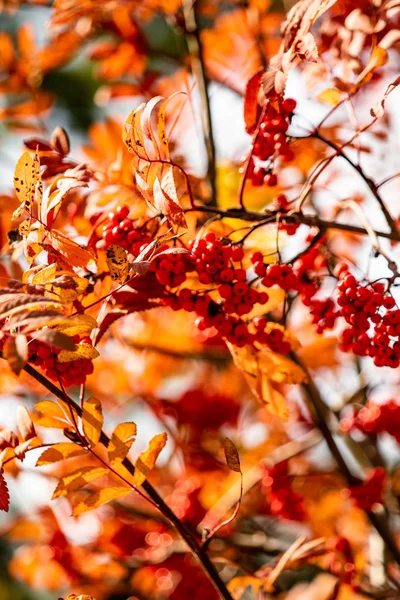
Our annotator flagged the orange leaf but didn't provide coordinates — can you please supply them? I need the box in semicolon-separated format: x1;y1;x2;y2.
108;422;137;465
82;397;103;446
52;466;108;499
36;443;86;466
133;432;167;486
244;70;263;134
72;486;131;516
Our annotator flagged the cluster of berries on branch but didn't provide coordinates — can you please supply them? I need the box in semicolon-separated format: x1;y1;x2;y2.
245;97;297;188
261;461;306;521
337;267;400;368
347;468;386;512
0;332;94;388
100;205;155;256
324;537;356;585
341;399;400;443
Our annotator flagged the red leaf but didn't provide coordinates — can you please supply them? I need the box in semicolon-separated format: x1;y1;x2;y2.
0;471;10;512
244;70;263;135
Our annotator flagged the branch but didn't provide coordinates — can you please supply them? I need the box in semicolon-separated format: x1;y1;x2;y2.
312;132;398;233
13;360;234;600
187;205;400;242
293;354;400;569
183;0;217;206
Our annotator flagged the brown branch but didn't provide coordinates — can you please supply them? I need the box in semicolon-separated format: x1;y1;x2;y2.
312;132;397;233
12;360;234;600
187;205;400;242
293;354;400;569
183;0;217;207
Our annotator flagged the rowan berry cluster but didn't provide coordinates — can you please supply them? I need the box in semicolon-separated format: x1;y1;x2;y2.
246;97;297;188
261;461;306;521
165;477;205;529
337;269;400;367
27;335;94;388
100;205;154;256
149;246;195;288
341;400;400;443
325;536;355;585
347;467;386;511
0;332;94;388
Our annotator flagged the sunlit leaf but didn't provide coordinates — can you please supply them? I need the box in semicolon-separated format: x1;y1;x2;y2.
133;432;167;486
108;422;137;465
72;485;131;516
82;397;103;446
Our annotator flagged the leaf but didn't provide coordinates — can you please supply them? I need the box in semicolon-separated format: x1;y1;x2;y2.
153;170;187;228
52;466;108;499
106;244;129;283
0;471;10;513
3;334;28;375
72;485;131;515
12;150;42;220
34;399;77;429
108;422;137;465
0;294;60;319
36;443;86;466
31;263;57;285
57;343;99;363
82;397;103;446
133;432;167;486
33;329;76;350
281;0;339;54
354;46;388;90
223;438;241;473
123;103;148;158
51;126;70;155
228;344;307;419
142;95;165;157
17;407;36;441
48;230;94;268
244;70;263;134
317;88;341;105
371;75;400;118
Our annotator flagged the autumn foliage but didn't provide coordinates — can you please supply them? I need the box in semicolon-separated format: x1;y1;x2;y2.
1;0;400;599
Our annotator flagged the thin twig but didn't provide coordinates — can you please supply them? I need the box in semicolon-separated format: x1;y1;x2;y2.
183;0;217;206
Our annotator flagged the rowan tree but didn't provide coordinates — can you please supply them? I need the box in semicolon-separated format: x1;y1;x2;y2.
0;1;400;599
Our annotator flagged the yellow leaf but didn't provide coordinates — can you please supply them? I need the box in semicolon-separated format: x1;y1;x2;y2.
82;397;103;446
228;344;307;419
55;314;97;337
133;432;167;486
123;103;148;158
72;486;131;515
317;88;341;105
36;443;87;466
355;46;388;90
52;466;108;499
57;343;99;363
31;263;57;285
12;150;42;220
106;244;129;282
108;422;137;465
223;437;241;473
34;400;71;429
